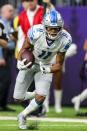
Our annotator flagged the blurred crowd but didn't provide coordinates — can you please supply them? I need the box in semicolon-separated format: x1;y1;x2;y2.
56;0;87;6
1;0;87;8
0;4;16;111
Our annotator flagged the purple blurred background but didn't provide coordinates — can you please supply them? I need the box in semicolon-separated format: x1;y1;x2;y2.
56;7;87;106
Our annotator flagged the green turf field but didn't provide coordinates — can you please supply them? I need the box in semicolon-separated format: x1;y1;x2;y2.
0;121;87;131
0;105;87;131
0;105;87;118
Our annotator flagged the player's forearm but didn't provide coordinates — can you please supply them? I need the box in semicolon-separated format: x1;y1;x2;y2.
50;52;65;73
0;39;16;50
43;0;53;14
47;2;53;8
18;38;30;60
50;63;63;73
0;39;8;48
43;0;51;5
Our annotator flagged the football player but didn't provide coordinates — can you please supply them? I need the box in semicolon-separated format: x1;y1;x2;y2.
13;10;72;129
71;40;87;112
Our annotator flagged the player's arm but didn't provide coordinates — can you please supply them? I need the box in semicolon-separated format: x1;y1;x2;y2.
43;0;54;14
50;52;65;73
0;39;8;48
17;37;33;70
18;25;43;60
43;0;52;7
18;37;31;60
40;52;65;74
50;37;72;73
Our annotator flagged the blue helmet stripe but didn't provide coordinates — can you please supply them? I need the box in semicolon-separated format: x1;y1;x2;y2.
50;11;57;25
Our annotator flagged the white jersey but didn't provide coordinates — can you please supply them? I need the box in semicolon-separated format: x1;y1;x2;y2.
27;24;72;64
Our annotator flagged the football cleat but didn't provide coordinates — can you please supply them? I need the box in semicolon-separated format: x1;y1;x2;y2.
71;96;80;112
55;106;62;113
18;113;27;130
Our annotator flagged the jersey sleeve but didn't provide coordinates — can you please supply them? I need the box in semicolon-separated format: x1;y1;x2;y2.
59;33;72;53
27;25;44;45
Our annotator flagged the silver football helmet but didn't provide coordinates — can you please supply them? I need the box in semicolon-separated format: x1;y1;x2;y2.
43;10;64;40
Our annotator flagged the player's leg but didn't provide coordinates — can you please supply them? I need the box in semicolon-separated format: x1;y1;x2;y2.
44;91;50;112
13;69;35;101
44;73;63;114
43;55;57;113
18;72;52;129
72;89;87;112
14;69;35;130
54;70;63;113
35;72;52;114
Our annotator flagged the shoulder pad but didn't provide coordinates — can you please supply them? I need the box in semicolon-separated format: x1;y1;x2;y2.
59;30;72;52
60;30;72;41
27;24;44;44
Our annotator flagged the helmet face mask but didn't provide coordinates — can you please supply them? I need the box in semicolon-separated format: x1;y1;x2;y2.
45;26;62;40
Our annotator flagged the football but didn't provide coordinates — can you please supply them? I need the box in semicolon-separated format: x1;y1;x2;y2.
21;49;35;68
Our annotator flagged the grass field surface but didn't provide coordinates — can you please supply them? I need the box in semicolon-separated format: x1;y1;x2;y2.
0;105;87;131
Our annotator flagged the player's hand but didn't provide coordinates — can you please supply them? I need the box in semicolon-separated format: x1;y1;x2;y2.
40;62;51;74
17;59;32;70
43;0;50;3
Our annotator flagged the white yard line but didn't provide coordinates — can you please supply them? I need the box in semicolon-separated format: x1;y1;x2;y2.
0;116;87;124
0;124;87;127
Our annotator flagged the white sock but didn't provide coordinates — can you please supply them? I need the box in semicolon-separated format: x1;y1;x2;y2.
79;89;87;102
44;93;49;112
24;91;35;100
21;98;39;117
54;90;62;109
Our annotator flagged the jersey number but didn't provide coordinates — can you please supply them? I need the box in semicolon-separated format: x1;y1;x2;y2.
38;50;52;59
